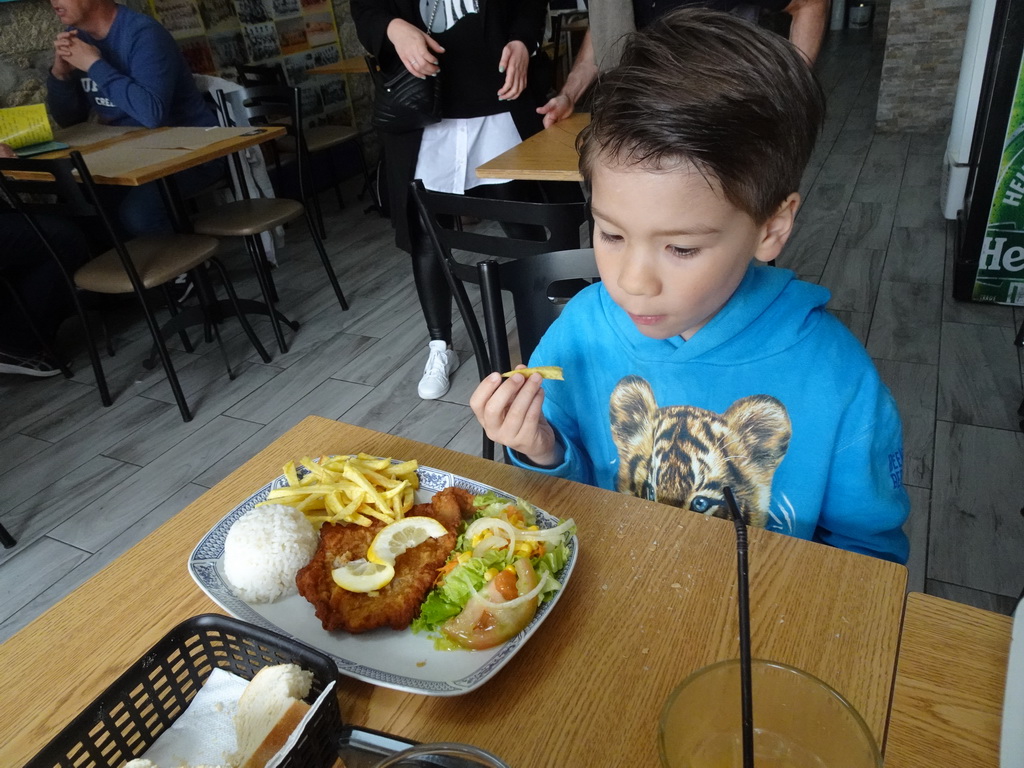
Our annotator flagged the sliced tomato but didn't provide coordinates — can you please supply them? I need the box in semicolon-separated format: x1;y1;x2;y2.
441;559;540;650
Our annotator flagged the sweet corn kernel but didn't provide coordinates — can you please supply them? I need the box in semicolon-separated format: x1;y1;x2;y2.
484;568;498;582
457;551;472;563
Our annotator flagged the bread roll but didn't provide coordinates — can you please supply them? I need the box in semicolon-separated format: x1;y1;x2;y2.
232;664;314;768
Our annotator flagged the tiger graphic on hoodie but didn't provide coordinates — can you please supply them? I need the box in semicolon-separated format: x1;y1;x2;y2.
608;376;791;528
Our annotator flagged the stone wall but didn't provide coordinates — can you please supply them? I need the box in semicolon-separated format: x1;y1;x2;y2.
0;1;62;108
876;0;971;132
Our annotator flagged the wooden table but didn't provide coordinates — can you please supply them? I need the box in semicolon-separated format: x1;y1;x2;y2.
48;124;287;186
885;592;1012;767
0;416;908;767
309;56;370;76
476;112;589;182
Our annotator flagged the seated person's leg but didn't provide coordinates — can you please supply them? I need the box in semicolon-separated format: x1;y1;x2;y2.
116;158;228;237
0;212;91;375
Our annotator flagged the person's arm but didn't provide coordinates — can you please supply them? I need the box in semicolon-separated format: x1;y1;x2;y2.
536;30;598;128
74;24;182;127
350;0;401;59
47;32;90;128
783;0;827;65
813;374;910;564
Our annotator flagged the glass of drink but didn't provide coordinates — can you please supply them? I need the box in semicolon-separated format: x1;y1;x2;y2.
659;658;881;768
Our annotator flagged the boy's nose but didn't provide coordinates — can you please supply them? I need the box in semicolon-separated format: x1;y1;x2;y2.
617;251;660;297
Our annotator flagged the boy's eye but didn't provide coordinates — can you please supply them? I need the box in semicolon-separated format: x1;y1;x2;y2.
668;245;699;258
598;230;623;244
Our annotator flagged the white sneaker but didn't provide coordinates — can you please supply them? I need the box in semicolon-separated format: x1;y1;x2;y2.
417;340;459;399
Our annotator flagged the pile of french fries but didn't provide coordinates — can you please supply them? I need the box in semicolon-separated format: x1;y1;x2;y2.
262;454;419;527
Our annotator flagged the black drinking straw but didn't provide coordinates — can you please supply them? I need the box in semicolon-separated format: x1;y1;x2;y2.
723;486;754;768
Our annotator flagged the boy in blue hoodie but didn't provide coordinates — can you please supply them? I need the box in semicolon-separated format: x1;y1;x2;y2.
470;8;909;563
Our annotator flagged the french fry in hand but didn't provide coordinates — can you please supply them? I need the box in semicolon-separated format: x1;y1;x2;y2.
261;453;419;528
501;365;563;380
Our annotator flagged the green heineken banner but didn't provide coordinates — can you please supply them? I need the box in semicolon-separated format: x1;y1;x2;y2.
973;49;1024;305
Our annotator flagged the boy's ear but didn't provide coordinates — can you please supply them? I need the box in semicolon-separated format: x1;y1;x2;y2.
753;193;801;264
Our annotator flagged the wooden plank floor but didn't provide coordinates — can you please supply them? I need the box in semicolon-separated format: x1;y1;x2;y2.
2;28;1023;642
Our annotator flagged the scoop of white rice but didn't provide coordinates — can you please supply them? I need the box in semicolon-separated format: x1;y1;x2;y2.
223;504;318;603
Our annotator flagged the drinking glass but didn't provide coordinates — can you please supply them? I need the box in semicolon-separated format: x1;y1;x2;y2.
370;741;512;768
659;658;881;768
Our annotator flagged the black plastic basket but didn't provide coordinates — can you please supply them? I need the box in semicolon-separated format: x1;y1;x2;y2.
25;613;341;768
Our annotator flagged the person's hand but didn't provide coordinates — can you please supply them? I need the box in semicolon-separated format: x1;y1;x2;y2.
496;40;529;101
470;368;562;467
57;34;102;73
50;30;77;79
0;143;16;159
536;92;574;128
386;17;444;79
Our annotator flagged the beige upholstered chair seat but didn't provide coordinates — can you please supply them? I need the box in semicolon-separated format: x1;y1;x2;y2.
74;234;219;294
277;124;358;154
192;198;304;237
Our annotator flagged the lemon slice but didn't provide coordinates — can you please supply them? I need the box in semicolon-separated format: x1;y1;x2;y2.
367;516;449;566
332;559;395;592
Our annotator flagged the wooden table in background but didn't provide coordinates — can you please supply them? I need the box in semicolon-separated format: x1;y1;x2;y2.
476;112;589;182
46;124;287;186
885;592;1012;767
309;56;371;76
0;416;908;767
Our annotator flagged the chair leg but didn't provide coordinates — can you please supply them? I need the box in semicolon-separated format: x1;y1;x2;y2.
0;521;15;549
329;151;345;212
303;209;349;311
69;288;113;407
355;138;372;202
311;184;327;240
207;256;272;365
161;285;195;353
136;291;192;422
192;265;236;380
246;235;290;353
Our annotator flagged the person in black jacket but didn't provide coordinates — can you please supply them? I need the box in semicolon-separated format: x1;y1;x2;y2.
352;0;552;400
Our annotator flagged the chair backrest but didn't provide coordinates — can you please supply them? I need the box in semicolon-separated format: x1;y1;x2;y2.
218;85;310;201
0;152;149;297
478;248;600;374
237;62;288;87
409;178;589;376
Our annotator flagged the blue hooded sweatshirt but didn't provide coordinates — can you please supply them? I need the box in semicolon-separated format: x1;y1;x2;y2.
46;6;216;129
510;263;910;564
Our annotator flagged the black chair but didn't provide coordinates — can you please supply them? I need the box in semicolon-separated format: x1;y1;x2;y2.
238;63;372;235
0;152;271;422
409;178;590;458
477;247;600;376
192;85;349;353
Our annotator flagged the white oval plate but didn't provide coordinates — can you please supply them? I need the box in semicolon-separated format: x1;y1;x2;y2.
188;461;578;696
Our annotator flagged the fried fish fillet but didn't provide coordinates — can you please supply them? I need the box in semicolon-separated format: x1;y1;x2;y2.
296;487;476;633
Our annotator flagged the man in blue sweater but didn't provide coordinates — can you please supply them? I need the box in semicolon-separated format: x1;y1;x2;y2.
46;0;222;238
471;10;910;564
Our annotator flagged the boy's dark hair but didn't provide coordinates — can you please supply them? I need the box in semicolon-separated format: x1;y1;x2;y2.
577;8;825;223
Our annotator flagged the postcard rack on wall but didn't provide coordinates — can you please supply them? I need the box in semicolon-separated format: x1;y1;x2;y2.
149;0;350;127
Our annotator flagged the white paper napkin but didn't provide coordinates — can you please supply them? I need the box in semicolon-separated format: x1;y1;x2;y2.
139;667;245;767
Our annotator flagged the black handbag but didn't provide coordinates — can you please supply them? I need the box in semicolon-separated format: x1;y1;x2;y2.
366;53;442;134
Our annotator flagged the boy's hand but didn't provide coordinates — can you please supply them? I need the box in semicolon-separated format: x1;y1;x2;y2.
471;368;563;467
